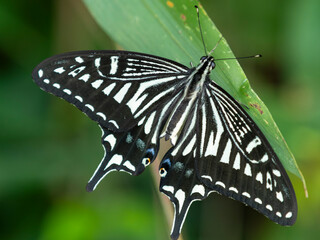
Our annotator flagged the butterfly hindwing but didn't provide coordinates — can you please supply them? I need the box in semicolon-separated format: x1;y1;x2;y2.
159;101;211;240
32;50;189;132
87;90;184;191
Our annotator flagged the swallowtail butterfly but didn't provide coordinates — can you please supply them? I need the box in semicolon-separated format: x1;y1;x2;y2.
32;13;297;240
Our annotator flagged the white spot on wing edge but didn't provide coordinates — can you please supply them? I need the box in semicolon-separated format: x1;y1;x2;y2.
285;212;293;218
266;204;273;211
229;187;238;193
108;120;119;129
75;56;84;63
201;175;212;182
242;192;251;198
215;181;225;188
75;95;83;102
53;83;60;89
63;89;72;95
43;79;50;84
123;160;136;172
38;69;43;78
191;185;205;196
85;104;94;111
272;169;281;177
254;198;262;204
276;212;282;217
96;112;106;120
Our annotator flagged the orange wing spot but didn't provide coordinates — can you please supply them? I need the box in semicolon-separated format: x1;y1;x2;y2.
167;1;174;8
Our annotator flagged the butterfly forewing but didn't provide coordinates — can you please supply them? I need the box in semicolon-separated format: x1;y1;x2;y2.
194;81;297;225
32;50;189;132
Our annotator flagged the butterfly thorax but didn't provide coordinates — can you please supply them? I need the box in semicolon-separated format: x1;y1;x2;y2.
162;56;215;145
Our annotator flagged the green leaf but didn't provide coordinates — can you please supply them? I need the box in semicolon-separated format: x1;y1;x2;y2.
83;0;306;189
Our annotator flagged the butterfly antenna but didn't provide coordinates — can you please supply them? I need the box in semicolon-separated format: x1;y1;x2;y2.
208;36;223;56
214;54;262;61
195;5;207;56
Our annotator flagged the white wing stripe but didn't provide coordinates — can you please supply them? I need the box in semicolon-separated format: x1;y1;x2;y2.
220;139;232;164
137;55;188;73
134;87;174;118
200;103;206;156
206;94;224;156
113;83;132;103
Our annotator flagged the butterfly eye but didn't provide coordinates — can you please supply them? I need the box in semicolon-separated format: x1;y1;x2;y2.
200;56;207;62
210;61;216;70
159;167;167;177
142;157;151;167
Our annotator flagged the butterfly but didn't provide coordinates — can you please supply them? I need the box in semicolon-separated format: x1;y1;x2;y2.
32;47;297;239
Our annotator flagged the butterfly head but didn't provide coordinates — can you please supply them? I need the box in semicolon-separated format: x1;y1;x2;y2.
199;56;216;73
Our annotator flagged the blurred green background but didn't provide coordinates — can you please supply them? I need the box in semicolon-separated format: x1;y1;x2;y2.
0;0;319;240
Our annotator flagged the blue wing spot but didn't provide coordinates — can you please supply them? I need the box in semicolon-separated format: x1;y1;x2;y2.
173;162;184;172
160;157;172;171
185;169;194;178
136;138;146;151
126;132;133;143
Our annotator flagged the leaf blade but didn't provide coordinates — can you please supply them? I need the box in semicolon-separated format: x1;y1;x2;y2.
83;0;305;187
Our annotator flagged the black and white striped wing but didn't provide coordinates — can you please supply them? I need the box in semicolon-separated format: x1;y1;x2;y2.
32;50;189;132
159;100;211;240
159;80;297;240
87;93;181;191
32;50;189;187
195;81;297;224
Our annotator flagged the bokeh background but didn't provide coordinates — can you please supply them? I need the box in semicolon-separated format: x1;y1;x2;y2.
1;0;319;240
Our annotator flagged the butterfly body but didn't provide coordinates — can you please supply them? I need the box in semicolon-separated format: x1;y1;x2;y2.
33;50;297;240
